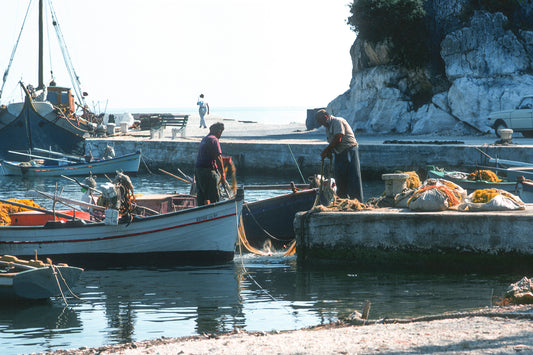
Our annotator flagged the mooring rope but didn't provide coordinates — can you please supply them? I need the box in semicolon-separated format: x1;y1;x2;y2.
238;210;296;256
243;203;288;243
50;264;68;306
54;265;82;301
233;201;299;319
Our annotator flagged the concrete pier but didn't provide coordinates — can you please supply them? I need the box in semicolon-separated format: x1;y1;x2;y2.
294;207;533;272
84;122;533;178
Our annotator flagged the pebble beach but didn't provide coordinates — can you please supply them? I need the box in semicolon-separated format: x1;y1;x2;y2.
47;305;533;354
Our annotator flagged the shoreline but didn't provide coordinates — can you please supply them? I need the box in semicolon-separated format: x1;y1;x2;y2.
46;305;533;354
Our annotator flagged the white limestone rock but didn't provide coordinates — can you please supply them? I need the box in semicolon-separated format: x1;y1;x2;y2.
441;12;529;79
448;75;533;133
411;104;457;135
328;8;533;136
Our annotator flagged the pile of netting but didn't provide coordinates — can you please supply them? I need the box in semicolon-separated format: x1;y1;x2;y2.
312;197;369;212
0;199;42;226
404;170;422;189
459;188;525;211
467;169;501;182
407;178;466;211
221;156;237;196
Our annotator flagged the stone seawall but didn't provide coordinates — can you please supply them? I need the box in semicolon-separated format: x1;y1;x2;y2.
294;208;533;272
85;137;533;178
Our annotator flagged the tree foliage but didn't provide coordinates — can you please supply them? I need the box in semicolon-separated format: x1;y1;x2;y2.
479;0;519;18
347;0;428;67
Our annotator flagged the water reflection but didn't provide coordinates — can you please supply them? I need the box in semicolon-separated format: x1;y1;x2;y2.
0;303;80;354
76;265;243;344
0;255;522;355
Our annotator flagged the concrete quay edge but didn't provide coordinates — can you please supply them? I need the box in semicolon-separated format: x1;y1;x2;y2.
294;206;533;272
86;129;533;178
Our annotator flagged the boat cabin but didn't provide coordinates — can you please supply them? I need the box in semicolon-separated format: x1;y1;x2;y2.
46;86;75;113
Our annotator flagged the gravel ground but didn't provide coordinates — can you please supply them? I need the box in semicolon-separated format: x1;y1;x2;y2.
47;305;533;355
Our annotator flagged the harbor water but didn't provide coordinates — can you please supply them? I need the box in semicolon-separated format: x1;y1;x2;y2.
0;173;524;354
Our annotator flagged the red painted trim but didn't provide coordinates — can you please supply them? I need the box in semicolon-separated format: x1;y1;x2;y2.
1;212;237;244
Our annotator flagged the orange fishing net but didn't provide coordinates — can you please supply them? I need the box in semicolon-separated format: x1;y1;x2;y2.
0;199;43;226
408;185;461;206
467;170;501;182
401;171;422;189
470;188;520;204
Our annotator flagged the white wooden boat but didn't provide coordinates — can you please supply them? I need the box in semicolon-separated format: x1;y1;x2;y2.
0;190;244;268
0;255;83;301
489;157;533;181
0;151;141;177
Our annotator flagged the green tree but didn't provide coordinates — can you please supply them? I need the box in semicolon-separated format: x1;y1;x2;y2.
348;0;428;67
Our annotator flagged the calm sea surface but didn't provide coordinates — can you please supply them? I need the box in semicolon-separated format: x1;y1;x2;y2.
0;173;523;354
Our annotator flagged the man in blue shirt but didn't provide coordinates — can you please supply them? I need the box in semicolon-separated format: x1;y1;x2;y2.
315;109;364;202
195;122;226;205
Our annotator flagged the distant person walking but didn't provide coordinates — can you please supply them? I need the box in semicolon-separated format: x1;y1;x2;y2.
315;109;364;202
197;94;210;128
195;122;226;206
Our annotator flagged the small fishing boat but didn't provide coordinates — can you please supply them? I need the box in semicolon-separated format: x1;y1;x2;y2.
0;150;141;177
0;187;244;268
427;167;531;197
241;188;317;249
0;255;83;301
158;168;315;252
488;157;533;181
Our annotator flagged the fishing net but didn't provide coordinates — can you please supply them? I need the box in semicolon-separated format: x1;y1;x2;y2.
467;169;501;182
221;156;237;196
0;199;43;226
407;178;466;211
402;171;422;189
459;188;525;211
311;197;369;212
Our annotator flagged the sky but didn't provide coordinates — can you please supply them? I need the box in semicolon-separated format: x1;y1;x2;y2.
0;0;356;112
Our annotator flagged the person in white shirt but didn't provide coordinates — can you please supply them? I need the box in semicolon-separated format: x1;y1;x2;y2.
315;109;364;202
197;94;210;128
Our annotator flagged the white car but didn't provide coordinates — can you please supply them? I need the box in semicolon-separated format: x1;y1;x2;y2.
488;95;533;137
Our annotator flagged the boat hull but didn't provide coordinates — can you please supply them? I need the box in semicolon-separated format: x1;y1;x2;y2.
427;169;520;192
0;265;83;300
0;152;141;176
242;189;316;249
0;97;88;160
0;197;243;268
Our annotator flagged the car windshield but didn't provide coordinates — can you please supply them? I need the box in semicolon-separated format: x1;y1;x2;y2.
518;97;533;109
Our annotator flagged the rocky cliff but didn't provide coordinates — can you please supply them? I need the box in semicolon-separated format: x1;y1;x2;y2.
326;1;533;136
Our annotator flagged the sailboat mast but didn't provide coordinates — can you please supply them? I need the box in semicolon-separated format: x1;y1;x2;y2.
38;0;44;90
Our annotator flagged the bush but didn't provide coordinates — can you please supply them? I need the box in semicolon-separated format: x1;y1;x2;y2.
480;0;519;18
348;0;429;68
